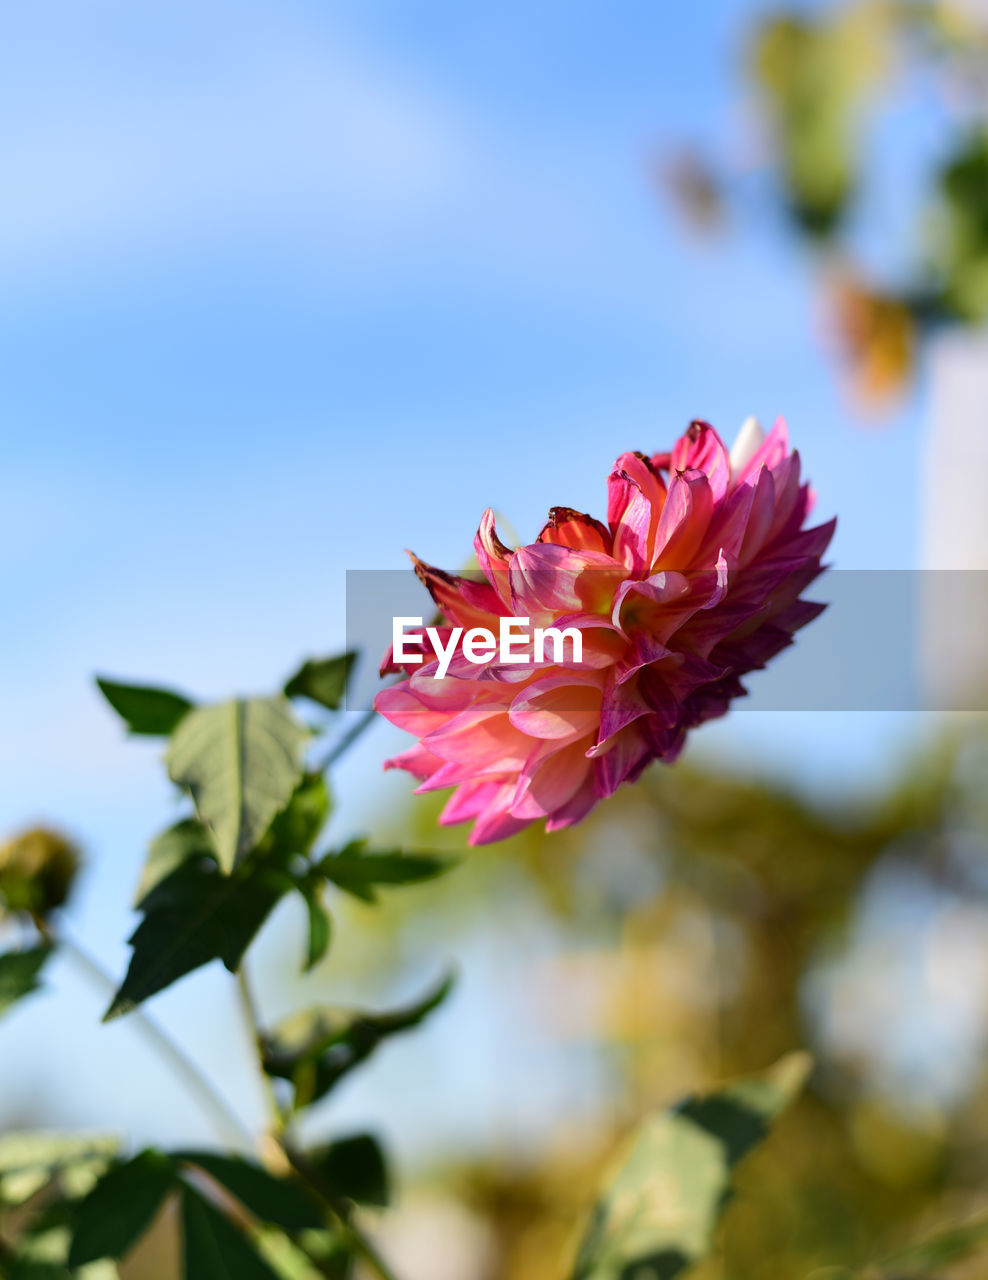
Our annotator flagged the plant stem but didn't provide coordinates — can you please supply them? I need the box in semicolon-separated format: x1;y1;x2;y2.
235;963;286;1136
50;922;253;1150
233;965;400;1280
315;706;378;773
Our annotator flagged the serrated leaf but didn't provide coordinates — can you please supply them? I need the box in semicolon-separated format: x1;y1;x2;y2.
135;820;216;907
167;698;308;874
96;678;194;736
0;945;52;1017
316;842;457;904
69;1150;175;1266
570;1052;811;1280
260;974;454;1110
284;654;355;712
106;856;295;1020
181;1184;281;1280
309;1134;389;1208
174;1153;324;1232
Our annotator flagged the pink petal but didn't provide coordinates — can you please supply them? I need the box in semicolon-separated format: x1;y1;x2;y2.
538;506;612;554
510;543;624;619
383;744;446;780
591;727;653;798
607;452;666;572
738;466;777;564
510;740;595;820
544;783;599;831
474;508;514;607
439;780;500;825
670;420;730;502
469;782;534;845
422;704;532;770
375;685;454;735
653;468;714;571
509;674;603;741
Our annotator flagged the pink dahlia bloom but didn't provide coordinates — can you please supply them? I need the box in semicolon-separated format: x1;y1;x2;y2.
375;418;834;845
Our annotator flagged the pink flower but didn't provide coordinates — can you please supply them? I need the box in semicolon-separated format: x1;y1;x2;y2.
375;418;835;845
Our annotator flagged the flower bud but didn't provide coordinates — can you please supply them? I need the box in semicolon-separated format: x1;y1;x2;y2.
0;827;80;919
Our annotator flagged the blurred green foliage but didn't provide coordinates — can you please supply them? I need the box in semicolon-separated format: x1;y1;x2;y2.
935;129;988;323
359;721;988;1278
671;1;988;407
0;656;458;1280
751;6;889;237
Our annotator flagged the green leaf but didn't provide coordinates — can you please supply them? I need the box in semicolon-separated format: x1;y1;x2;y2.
870;1212;988;1275
262;774;331;859
181;1183;281;1280
173;1153;324;1232
135;820;216;907
570;1052;811;1280
316;841;457;904
106;855;295;1020
96;677;194;736
260;974;454;1110
166;698;309;874
309;1134;389;1208
299;885;332;973
0;944;52;1018
69;1150;176;1266
284;654;355;711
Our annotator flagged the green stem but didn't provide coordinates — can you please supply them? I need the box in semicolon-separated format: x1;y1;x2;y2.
52;922;253;1150
235;964;286;1136
315;706;378;773
233;966;399;1280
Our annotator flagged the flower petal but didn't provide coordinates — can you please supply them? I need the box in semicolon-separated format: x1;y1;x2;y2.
653;468;714;571
670;420;730;502
474;508;514;607
510;740;595;820
607;452;667;571
509;674;603;741
410;553;506;628
538;506;612;554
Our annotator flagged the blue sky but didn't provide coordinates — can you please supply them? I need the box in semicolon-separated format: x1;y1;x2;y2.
0;0;950;1162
